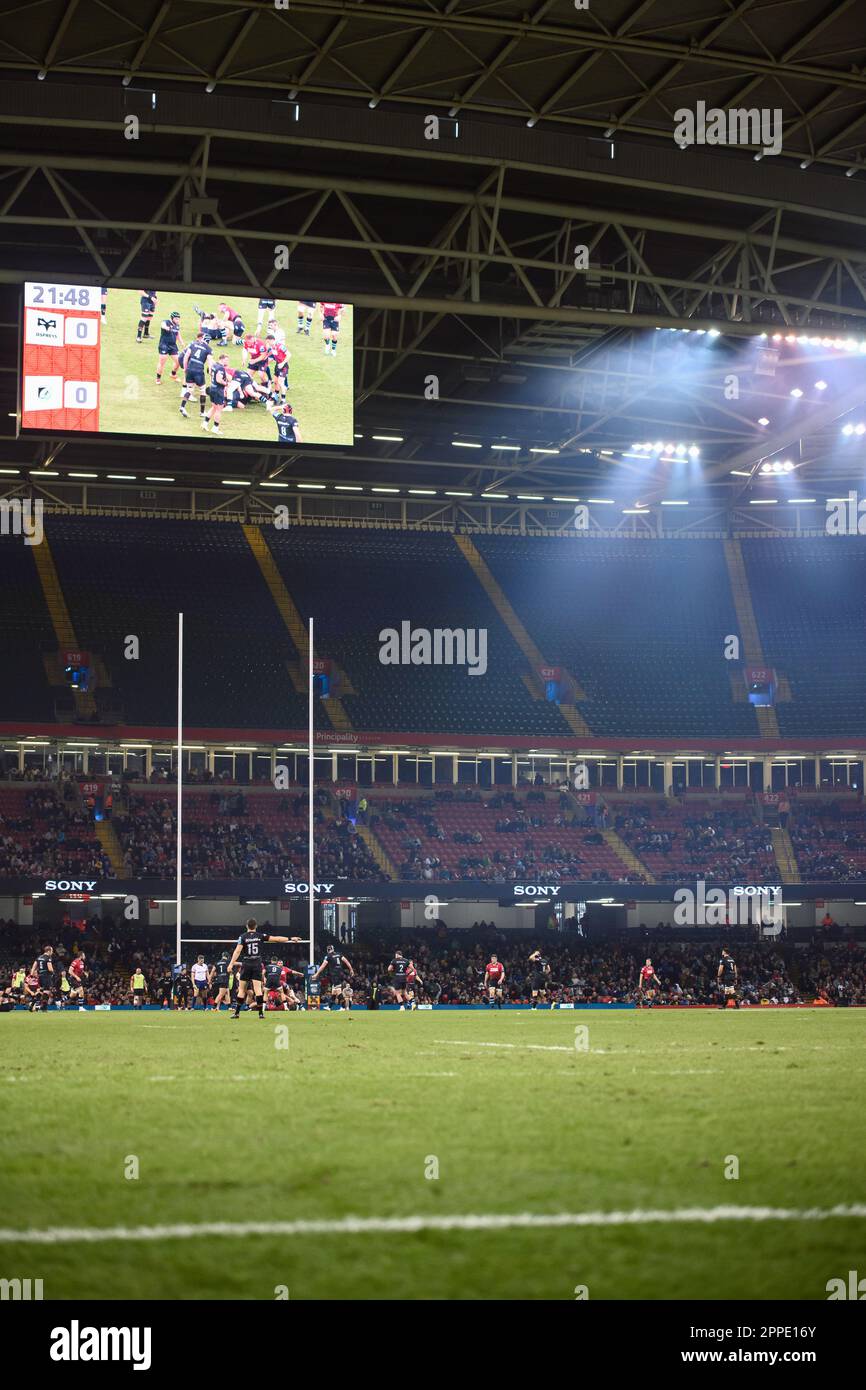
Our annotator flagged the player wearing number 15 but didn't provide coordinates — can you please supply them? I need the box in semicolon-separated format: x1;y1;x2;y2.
228;918;292;1020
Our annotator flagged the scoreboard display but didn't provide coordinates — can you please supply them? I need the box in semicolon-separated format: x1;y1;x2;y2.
18;281;354;447
20;282;101;432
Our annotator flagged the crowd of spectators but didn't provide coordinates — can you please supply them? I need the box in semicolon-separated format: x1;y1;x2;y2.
0;786;113;880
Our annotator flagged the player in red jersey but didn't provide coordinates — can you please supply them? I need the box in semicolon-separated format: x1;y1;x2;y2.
638;958;662;1008
217;302;245;345
404;959;423;1011
319;302;344;356
484;954;506;1009
268;341;291;403
67;953;87;1008
242;332;271;386
280;961;304;1011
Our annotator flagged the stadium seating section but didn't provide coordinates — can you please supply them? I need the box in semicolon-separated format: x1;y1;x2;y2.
1;520;865;739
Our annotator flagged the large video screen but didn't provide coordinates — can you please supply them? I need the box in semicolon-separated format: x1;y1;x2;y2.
19;282;353;446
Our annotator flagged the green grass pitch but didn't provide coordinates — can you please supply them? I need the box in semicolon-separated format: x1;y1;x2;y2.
0;1007;863;1301
98;290;353;445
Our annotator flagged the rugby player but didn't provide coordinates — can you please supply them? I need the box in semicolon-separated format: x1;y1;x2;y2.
314;943;355;1011
280;960;305;1010
268;340;290;403
67;952;87;1009
225;365;269;410
527;949;552;1009
718;948;740;1008
638;957;662;1008
29;943;55;1012
217;303;245;344
484;954;506;1008
242;330;272;388
227;918;293;1020
256;296;276;334
179;332;212;420
172;963;193;1011
130;965;148;1010
267;316;286;348
155;310;184;385
270;400;302;444
388;948;410;1010
320;301;343;355
405;958;422;1010
265;955;290;1010
203;354;230;433
296;300;316;335
210;952;231;1010
136;289;157;342
22;968;40;1009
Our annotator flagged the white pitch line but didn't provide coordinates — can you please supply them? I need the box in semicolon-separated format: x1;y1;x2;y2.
1;1204;865;1245
435;1040;572;1053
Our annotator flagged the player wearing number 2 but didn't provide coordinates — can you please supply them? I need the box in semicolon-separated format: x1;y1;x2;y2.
227;918;292;1020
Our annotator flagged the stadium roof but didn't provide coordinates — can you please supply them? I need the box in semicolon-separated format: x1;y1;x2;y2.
1;0;866;511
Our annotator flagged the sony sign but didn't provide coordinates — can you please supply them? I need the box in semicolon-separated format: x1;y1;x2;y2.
283;882;335;895
44;879;98;892
513;885;561;898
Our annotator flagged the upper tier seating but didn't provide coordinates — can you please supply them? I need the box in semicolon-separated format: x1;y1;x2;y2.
46;517;308;729
741;537;866;739
266;527;571;736
473;534;757;739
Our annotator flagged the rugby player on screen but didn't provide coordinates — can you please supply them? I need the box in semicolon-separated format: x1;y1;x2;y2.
203;354;230;434
256;295;276;334
296;300;316;335
638;957;661;1008
179;331;212;420
155;310;184;385
217;303;245;344
136;289;157;342
320;301;343;355
270;400;302;444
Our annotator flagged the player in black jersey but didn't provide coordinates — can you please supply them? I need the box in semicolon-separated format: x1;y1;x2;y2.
136;290;157;342
227;917;292;1019
717;948;740;1008
387;949;411;1010
172;965;193;1011
225;367;268;411
264;957;289;1010
156;311;184;384
527;950;553;1009
29;944;55;1011
270;401;302;444
210;953;231;1011
203;354;230;434
179;334;212;419
313;944;356;1010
